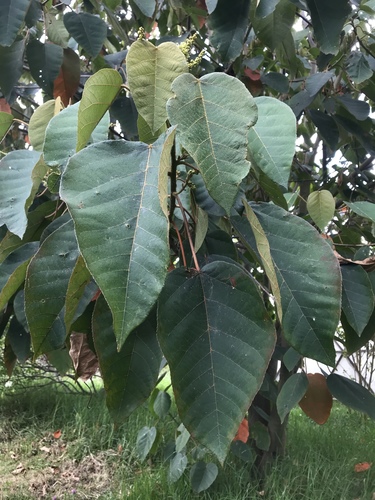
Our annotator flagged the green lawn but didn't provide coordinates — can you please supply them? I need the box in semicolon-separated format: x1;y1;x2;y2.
0;380;374;499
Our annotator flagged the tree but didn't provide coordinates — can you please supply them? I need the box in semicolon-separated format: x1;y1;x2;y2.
1;0;375;491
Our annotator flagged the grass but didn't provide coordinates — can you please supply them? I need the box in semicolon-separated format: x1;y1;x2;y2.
1;380;375;500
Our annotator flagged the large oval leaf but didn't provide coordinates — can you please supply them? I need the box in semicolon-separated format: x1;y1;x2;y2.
233;202;341;365
0;0;30;46
25;219;79;356
61;132;173;348
92;295;162;422
299;373;333;424
327;373;375;419
63;11;107;58
306;190;335;231
26;39;63;96
127;39;188;134
0;150;41;238
157;260;276;463
248;97;296;189
167;73;257;215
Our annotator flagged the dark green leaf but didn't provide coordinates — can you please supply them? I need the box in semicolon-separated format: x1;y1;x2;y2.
230;441;254;462
283;347;302;372
0;112;13;142
158;261;276;463
92;296;162;421
305;71;334;97
309;110;339;150
25;219;79;356
207;0;251;62
327;373;375;419
136;426;157;462
306;0;351;54
342;310;375;355
345;201;375;223
132;0;156;17
288;90;315;117
260;72;289;93
255;0;280;18
7;316;30;363
63;11;107;58
153;391;172;419
0;0;30;46
276;372;308;423
337;94;370;121
341;265;374;336
346;51;373;84
251;421;270;451
190;462;218;493
0;38;25;101
26;40;63;96
252;0;295;51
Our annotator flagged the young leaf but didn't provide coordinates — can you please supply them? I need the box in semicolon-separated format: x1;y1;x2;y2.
29;100;59;151
276;372;308;423
167;73;257;215
63;11;107;58
25;220;80;356
157;261;276;464
61;133;172;349
0;150;41;238
190;462;218;493
248;96;296;189
327;373;375;419
341;265;374;336
127;39;188;134
299;373;333;424
92;296;162;421
76;69;122;151
306;190;335;231
0;112;13;142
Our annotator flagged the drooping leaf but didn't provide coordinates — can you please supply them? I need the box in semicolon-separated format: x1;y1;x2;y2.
45;11;70;48
137;113;167;144
194;206;209;252
207;0;251;62
299;373;333;424
0;0;30;46
0;112;13;142
167;73;257;215
136;426;157;461
337;94;370;121
26;40;63;96
248;96;296;189
153;391;171;419
76;69;122;151
305;71;335;97
7;316;30;363
53;48;80;107
233;203;341;365
341;265;374;336
251;0;295;51
63;11;107;58
0;150;41;238
309;110;339;150
168;452;188;483
255;0;280;18
0;38;25;101
233;418;249;443
132;0;156;17
157;261;276;463
127;39;188;134
69;332;98;381
306;0;351;54
29;99;59;151
251;421;270;451
61;133;173;348
327;373;375;419
346;51;373;84
260;72;289;93
345;201;375;223
306;190;335;231
64;255;92;333
158;126;176;218
256;171;288;210
190;462;218;493
342;309;375;355
276;372;308;423
25;219;79;356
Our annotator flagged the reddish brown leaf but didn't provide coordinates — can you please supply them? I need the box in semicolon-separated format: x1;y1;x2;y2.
53;48;80;107
354;462;372;472
69;332;98;381
4;340;17;377
298;373;333;425
233;418;249;443
244;68;261;81
0;98;11;113
91;288;102;301
53;429;62;439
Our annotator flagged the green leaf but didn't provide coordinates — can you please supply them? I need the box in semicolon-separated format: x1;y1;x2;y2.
45;11;70;48
127;39;188;134
136;426;157;462
276;372;308;423
168;452;188;483
0;0;30;46
76;69;122;151
243;202;282;321
345;201;375;223
26;40;63;96
0;112;13;142
337;94;370;121
157;261;276;463
137;113;167;144
306;0;351;55
153;391;171;419
44;103;79;168
233;203;341;365
25;219;79;356
326;373;375;419
190;462;218;493
63;11;107;58
341;265;374;336
309;110;339;151
167;73;257;215
346;51;373;84
64;254;92;333
342;310;375;355
0;150;41;238
305;71;335;97
132;0;156;17
306;190;335;231
206;0;218;13
252;0;295;51
61;133;172;348
7;316;30;363
207;0;251;62
255;0;280;18
92;295;162;421
0;242;38;310
248;96;296;189
256;171;288;210
194;206;209;252
29;100;57;152
261;72;289;93
251;421;270;451
0;38;25;101
176;424;190;453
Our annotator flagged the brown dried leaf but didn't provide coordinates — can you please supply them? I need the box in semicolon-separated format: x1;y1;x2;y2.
0;98;11;113
334;251;375;271
299;373;333;425
69;332;98;381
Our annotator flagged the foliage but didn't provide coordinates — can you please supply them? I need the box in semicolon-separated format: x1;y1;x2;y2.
1;0;375;492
